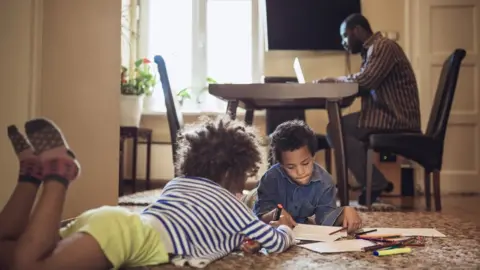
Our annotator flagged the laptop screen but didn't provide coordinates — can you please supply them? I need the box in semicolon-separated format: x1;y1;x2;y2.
293;57;306;83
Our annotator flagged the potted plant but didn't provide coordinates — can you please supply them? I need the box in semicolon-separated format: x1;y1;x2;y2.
176;77;217;107
120;58;157;127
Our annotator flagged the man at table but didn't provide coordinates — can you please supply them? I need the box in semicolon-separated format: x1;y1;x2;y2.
314;14;421;205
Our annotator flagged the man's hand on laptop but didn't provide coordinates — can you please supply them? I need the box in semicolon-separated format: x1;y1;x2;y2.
313;77;338;83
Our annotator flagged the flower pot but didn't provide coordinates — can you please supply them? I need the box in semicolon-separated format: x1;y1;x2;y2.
120;95;144;127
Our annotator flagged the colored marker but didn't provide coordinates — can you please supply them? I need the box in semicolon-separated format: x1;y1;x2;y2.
360;234;402;239
356;229;378;236
329;227;347;235
244;238;254;244
356;236;394;243
373;247;412;256
274;204;283;221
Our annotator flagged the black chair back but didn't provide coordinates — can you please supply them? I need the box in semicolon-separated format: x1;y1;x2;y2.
425;49;466;167
263;76;306;134
154;55;184;167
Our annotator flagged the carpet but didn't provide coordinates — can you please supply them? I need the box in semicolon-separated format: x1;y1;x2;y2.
123;211;480;270
119;189;398;212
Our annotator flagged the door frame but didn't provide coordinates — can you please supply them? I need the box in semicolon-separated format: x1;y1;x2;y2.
403;0;480;193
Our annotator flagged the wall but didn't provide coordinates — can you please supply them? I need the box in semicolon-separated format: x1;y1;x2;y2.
0;1;38;208
0;0;120;219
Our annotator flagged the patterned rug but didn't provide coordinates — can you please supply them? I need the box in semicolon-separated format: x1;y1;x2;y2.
119;189;398;212
122;211;480;270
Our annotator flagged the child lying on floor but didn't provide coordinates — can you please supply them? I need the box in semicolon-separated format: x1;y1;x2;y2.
253;120;362;232
0;117;295;270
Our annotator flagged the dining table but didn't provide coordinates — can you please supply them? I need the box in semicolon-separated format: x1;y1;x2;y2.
209;82;358;206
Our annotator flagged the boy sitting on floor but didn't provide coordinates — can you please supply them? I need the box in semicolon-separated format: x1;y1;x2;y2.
253;120;362;232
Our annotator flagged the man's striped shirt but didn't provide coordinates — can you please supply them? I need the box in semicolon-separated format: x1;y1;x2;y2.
141;177;294;268
340;32;421;131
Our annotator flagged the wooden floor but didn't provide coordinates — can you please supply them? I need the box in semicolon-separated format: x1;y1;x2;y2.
121;178;480;224
380;195;480;224
122;185;480;227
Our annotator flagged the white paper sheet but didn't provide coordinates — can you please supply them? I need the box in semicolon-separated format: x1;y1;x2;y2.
299;239;375;253
293;224;347;242
361;228;446;237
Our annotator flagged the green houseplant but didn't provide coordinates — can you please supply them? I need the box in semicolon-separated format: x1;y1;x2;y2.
120;58;157;127
176;77;217;106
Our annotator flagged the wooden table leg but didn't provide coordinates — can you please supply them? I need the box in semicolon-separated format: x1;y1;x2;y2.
244;109;254;126
326;100;349;206
145;131;152;190
226;101;239;120
119;137;125;196
132;134;138;193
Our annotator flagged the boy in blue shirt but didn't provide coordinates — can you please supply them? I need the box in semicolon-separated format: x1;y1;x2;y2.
253;120;362;232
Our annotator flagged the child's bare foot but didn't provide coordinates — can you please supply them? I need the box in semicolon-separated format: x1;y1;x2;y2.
7;125;42;185
24;118;80;187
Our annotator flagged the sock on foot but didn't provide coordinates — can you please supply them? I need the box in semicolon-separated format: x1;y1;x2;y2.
24;118;80;187
7;125;42;186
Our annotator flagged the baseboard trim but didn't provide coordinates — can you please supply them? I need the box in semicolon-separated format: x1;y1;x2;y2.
122;179;480;197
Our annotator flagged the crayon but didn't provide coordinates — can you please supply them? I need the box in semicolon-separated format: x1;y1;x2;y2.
273;204;283;221
373;247;412;256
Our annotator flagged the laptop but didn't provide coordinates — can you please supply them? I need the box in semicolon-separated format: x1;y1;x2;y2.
293;57;306;84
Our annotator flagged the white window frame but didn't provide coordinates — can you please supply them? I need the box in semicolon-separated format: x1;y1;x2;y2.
138;0;264;113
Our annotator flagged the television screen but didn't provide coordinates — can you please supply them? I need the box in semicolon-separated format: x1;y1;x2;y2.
265;0;362;51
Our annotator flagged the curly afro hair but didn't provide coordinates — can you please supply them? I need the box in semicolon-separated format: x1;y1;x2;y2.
175;115;262;193
270;119;317;164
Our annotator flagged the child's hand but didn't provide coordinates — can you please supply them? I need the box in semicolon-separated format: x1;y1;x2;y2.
343;206;362;233
269;210;297;229
241;238;261;254
280;210;297;228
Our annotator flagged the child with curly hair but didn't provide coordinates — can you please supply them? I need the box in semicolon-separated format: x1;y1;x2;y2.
0;116;295;270
253;120;362;232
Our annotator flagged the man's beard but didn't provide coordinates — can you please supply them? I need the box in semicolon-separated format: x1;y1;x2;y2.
349;40;363;54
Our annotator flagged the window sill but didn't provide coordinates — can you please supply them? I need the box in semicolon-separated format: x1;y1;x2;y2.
142;108;266;117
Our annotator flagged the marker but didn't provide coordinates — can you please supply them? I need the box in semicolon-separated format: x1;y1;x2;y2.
356;229;378;236
360;234;402;239
363;237;416;252
273;204;283;221
373;247;412;256
329;227;347;235
356;236;394;243
362;241;400;252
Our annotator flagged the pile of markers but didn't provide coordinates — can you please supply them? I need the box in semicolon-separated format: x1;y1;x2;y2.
331;228;426;257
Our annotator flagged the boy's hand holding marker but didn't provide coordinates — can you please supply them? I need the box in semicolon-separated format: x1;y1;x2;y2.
269;204;297;229
342;206;362;233
328;207;363;235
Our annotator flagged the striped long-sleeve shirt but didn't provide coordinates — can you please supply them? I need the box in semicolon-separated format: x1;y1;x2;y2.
339;32;421;131
141;177;295;268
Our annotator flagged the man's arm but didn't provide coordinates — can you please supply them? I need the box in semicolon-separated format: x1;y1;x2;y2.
338;40;398;90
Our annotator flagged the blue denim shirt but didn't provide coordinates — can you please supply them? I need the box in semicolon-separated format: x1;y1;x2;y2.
253;163;344;226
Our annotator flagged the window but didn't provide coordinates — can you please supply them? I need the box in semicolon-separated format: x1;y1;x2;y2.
140;0;261;113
